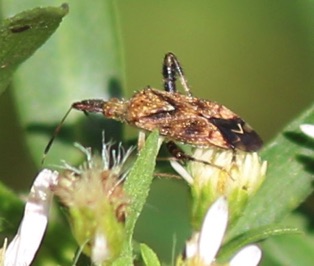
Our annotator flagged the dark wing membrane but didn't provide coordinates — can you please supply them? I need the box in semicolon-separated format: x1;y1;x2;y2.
209;117;263;152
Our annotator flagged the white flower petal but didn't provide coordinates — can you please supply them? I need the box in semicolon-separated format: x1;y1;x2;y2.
170;160;194;184
91;232;109;264
198;197;228;265
0;238;8;265
185;233;199;259
4;169;58;266
300;124;314;139
229;245;262;266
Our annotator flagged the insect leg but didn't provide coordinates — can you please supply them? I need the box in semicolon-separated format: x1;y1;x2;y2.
166;141;229;175
166;141;195;162
232;148;237;162
162;52;192;96
137;131;146;150
154;172;182;180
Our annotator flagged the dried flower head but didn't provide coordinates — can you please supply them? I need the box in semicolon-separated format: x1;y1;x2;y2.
53;137;134;264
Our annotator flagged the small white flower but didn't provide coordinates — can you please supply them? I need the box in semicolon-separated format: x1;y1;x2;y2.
171;148;266;195
182;197;261;266
4;169;58;266
171;147;266;228
300;124;314;139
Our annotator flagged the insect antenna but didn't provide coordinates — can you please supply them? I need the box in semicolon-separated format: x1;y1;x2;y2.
41;105;74;165
42;99;106;165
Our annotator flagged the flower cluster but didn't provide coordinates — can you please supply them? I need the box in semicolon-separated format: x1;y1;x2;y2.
171;147;267;228
171;146;266;265
2;133;268;265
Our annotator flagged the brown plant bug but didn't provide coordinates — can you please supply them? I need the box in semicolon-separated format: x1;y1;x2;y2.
44;52;262;164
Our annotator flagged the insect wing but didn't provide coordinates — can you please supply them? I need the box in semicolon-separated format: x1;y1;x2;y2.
209;117;263;151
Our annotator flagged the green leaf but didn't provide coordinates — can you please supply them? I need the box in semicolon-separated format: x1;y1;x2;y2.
220;224;300;261
7;1;124;166
0;182;23;233
0;4;68;95
261;234;314;266
229;103;314;237
260;210;314;266
140;243;161;266
113;131;161;265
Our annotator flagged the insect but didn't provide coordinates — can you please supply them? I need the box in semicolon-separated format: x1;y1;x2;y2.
44;53;262;162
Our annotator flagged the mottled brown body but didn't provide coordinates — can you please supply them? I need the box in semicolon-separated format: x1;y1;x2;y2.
98;88;261;151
